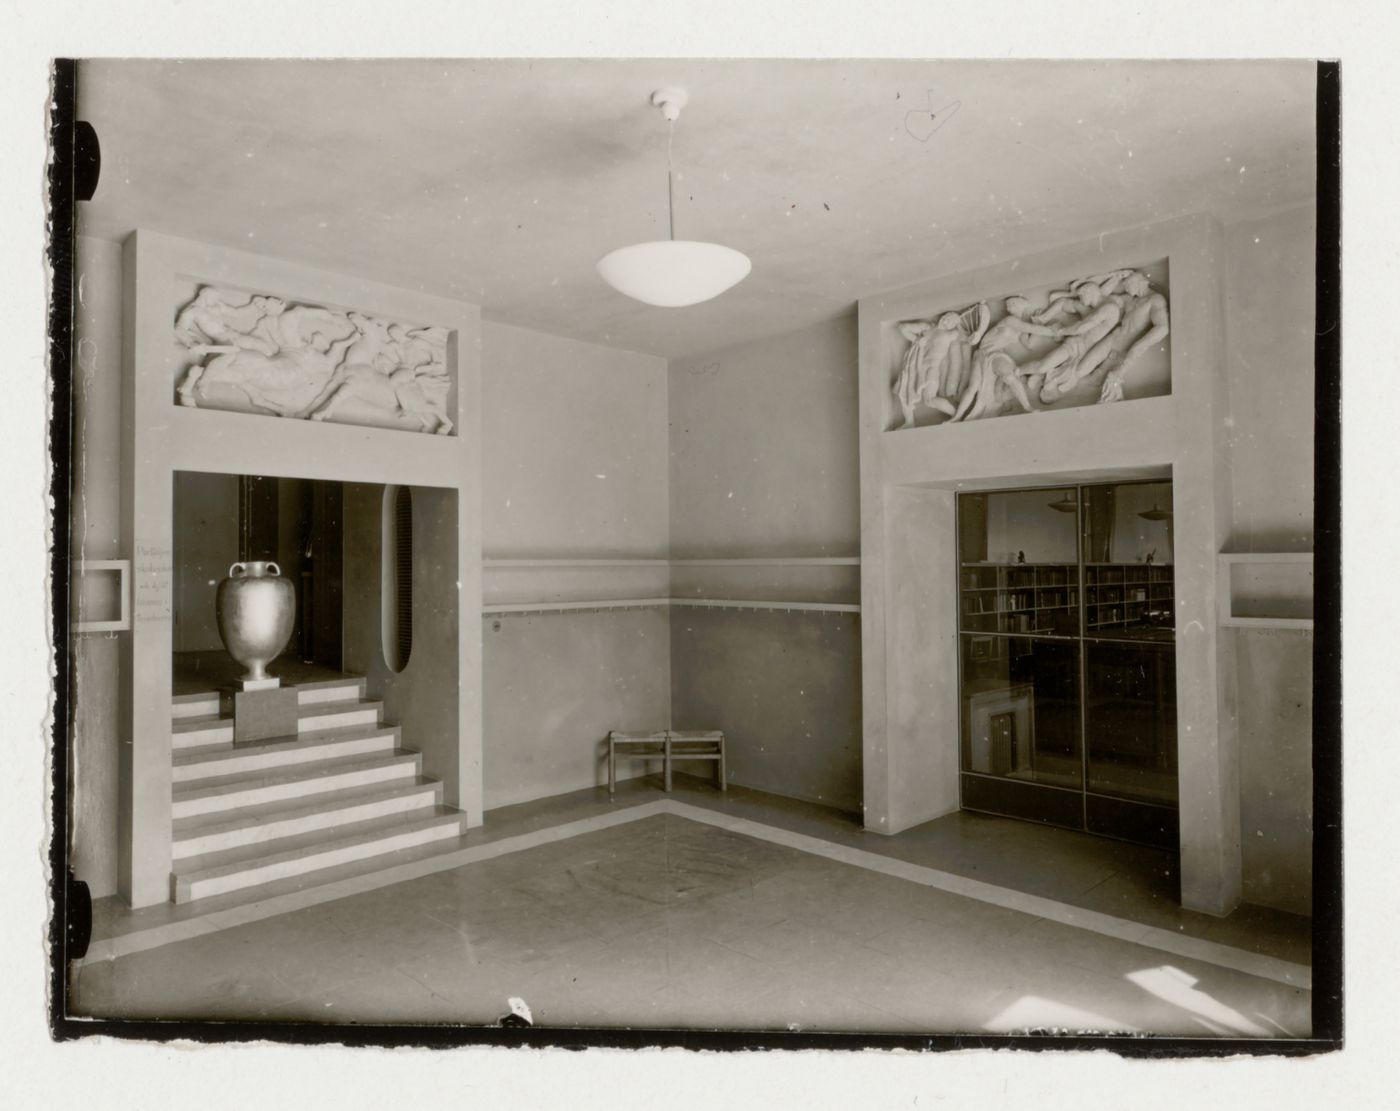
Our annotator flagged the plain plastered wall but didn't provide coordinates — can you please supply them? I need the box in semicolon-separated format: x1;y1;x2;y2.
668;316;860;558
480;322;671;807
667;316;863;812
1234;630;1313;915
70;235;124;898
483;609;671;809
1225;207;1316;550
481;322;669;557
1224;205;1317;916
670;609;861;812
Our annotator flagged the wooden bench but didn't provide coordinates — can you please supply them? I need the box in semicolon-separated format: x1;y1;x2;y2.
665;730;726;793
607;731;668;797
607;729;726;796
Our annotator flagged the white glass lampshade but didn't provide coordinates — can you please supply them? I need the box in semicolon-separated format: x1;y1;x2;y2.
596;239;751;307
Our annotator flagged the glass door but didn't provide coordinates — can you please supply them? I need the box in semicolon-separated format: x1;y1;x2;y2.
956;481;1178;849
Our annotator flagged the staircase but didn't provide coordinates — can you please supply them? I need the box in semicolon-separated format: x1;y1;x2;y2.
168;675;467;903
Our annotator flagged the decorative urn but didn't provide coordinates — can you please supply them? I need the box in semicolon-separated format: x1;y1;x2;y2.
215;561;295;683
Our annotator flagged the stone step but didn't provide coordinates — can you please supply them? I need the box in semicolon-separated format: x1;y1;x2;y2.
151;829;483;917
294;676;368;705
172;777;445;860
171;692;220;720
172;723;400;784
172;749;422;819
170;677;365;725
172;715;235;751
171;698;384;752
298;699;384;735
171;805;468;902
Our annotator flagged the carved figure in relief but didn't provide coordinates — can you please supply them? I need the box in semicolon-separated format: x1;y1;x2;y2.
1018;281;1124;404
309;364;453;435
307;315;453;434
1097;271;1170;403
249;296;358;355
178;332;359;416
175;286;453;434
1033;270;1135;326
892;265;1171;426
893;321;943;425
388;323;448;376
893;302;989;427
174;287;280;356
941;311;982;401
338;312;400;374
949;296;1062;422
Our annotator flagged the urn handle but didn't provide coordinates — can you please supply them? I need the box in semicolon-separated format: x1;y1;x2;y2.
228;561;281;578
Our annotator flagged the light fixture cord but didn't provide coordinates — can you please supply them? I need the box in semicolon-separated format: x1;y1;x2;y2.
666;119;676;241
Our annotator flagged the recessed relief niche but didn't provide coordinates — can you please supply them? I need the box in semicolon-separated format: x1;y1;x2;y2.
172;283;456;435
887;261;1170;431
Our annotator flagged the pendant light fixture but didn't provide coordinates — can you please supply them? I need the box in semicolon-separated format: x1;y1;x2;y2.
596;88;751;307
1137;502;1172;522
1048;490;1078;513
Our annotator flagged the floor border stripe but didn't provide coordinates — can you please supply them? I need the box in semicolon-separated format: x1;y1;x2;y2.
81;798;1310;991
660;801;1311;990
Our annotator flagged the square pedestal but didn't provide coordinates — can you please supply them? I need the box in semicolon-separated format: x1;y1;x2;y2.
223;685;299;744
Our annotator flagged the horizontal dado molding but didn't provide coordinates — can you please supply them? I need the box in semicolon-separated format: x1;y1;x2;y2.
482;598;860;616
483;558;670;567
668;557;860;566
483;562;669;607
482;555;862;609
483;556;858;566
670;561;859;606
482;598;668;614
670;598;860;614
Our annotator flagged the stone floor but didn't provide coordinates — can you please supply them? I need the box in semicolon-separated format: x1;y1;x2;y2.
646;779;1311;966
71;795;1311;1037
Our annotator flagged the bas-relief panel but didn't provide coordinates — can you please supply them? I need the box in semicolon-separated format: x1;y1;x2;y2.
887;260;1171;431
171;281;456;435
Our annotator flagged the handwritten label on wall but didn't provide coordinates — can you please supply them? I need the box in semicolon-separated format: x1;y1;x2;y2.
133;543;172;623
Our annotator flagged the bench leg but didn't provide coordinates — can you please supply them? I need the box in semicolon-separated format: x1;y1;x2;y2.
719;739;727;793
608;739;616;798
664;737;672;792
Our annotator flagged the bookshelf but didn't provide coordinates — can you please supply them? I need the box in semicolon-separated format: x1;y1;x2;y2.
960;560;1175;637
1085;562;1174;632
959;562;1079;636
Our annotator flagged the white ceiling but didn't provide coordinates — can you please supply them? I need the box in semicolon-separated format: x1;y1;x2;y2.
77;59;1317;359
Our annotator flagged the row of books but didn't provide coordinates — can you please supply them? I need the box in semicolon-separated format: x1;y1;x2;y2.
962;592;1080;614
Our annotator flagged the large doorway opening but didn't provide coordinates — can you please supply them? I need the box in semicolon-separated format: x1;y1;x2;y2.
957;479;1178;849
171;472;346;691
